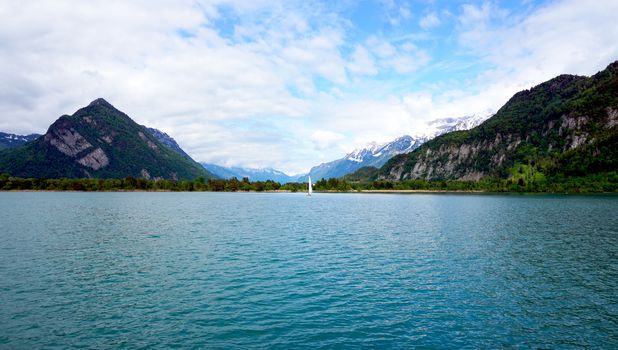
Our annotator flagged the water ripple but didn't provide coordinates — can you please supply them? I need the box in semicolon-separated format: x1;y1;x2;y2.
0;192;617;348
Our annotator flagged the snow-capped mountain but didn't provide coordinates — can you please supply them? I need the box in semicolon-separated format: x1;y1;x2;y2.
425;111;493;138
0;132;41;149
344;135;428;168
1;111;492;182
299;135;428;181
201;163;297;183
345;142;382;163
302;112;492;181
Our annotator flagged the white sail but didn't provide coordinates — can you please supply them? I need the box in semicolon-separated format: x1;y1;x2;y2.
308;176;313;196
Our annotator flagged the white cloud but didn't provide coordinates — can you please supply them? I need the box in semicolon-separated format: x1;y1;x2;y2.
366;36;431;74
419;12;440;30
458;2;495;26
0;0;617;175
281;30;348;85
446;0;618;134
347;45;378;76
0;0;349;173
381;0;412;26
367;36;397;59
388;50;431;74
312;96;417;148
310;130;346;150
458;0;618;80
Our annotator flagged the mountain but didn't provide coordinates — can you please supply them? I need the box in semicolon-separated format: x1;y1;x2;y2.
0;127;207;176
0;132;41;150
201;163;296;183
346;135;427;168
425;112;493;137
200;163;239;179
301;113;491;181
144;127;193;161
300;135;426;181
0;98;214;180
373;61;618;182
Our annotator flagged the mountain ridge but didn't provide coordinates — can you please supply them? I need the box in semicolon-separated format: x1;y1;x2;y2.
201;163;297;183
301;113;491;181
0;132;41;150
144;127;194;162
0;98;214;180
369;61;618;182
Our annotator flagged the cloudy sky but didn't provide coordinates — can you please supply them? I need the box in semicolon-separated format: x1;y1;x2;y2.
1;0;617;174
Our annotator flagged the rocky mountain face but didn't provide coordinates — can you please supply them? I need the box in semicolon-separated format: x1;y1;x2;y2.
301;113;490;181
377;61;618;181
0;98;214;180
0;132;41;150
201;163;296;183
144;127;194;161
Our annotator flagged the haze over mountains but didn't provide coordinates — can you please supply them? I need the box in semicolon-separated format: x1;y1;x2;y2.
200;163;298;183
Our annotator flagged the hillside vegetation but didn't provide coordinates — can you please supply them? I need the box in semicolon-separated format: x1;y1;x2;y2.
362;61;618;185
0;99;213;180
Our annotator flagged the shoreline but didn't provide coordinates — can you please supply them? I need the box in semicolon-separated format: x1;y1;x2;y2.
2;189;615;194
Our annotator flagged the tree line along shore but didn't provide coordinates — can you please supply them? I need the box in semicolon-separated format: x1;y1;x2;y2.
1;173;617;193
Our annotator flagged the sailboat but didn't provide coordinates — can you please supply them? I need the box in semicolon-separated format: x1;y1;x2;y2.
308;176;313;196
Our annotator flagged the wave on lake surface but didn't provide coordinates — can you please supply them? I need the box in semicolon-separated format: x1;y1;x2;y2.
1;192;617;348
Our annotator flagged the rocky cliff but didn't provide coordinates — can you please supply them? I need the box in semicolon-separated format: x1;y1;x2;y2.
378;61;618;181
0;98;214;180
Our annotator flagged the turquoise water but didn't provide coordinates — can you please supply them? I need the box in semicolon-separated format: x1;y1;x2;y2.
0;193;617;349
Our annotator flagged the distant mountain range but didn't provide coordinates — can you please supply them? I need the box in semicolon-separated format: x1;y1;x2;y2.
1;119;304;183
201;163;297;183
0;132;40;150
199;113;490;183
0;98;214;180
1;110;490;182
299;113;492;181
297;136;426;181
2;61;615;184
351;60;618;182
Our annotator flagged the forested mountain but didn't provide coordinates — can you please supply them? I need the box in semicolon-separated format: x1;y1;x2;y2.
0;98;214;180
372;61;618;182
0;127;202;170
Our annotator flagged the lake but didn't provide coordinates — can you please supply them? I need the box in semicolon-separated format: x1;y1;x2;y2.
1;192;617;348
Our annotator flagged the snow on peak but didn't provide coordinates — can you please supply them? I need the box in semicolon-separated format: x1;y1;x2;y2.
345;141;386;162
424;110;493;138
340;111;493;165
343;134;430;164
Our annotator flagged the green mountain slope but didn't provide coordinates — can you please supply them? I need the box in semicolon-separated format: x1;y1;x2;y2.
0;98;214;180
375;61;618;182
